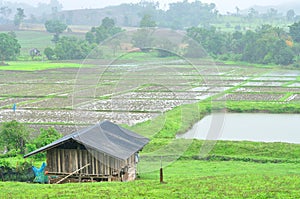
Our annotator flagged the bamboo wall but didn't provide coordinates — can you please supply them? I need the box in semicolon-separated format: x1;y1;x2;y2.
46;148;135;177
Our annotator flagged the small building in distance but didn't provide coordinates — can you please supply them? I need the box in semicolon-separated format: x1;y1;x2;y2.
24;121;149;183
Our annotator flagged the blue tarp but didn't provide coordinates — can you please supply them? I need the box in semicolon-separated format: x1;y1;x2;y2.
32;162;48;183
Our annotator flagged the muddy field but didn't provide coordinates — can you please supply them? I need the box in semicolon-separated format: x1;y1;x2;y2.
0;63;299;135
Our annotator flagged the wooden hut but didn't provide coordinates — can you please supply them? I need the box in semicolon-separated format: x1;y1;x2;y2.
24;121;149;183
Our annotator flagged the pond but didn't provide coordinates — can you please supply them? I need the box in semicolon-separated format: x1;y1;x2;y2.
176;113;300;144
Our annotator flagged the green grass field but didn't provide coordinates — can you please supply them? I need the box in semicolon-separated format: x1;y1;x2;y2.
0;160;299;198
15;31;53;53
0;105;298;197
212;15;293;32
0;61;87;71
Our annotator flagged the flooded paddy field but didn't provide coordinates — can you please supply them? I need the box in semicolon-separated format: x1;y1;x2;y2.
0;63;299;135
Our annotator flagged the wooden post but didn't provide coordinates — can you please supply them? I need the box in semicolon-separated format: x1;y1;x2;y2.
61;149;65;173
79;173;82;183
57;149;61;173
92;151;95;175
160;168;163;183
95;153;99;176
53;149;57;173
160;156;164;183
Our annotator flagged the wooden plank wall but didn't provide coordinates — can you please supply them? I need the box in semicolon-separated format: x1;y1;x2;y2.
46;148;127;176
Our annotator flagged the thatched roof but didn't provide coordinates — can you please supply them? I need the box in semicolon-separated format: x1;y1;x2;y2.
24;121;149;160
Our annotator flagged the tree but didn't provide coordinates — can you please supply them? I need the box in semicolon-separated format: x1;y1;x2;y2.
0;32;21;65
48;0;63;19
26;127;62;158
267;8;278;20
0;7;11;17
163;0;217;29
235;6;240;16
248;8;259;20
54;36;93;60
50;0;63;12
286;9;295;21
132;29;154;49
289;22;300;43
85;17;123;44
0;6;12;23
44;47;55;60
272;40;294;65
140;14;156;28
45;20;68;43
186;26;227;56
229;31;244;54
101;17;115;29
14;8;25;28
85;31;95;44
240;25;294;65
292;43;300;57
34;127;62;149
0;120;31;154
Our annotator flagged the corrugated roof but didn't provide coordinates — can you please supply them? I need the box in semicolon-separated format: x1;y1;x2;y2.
24;121;149;160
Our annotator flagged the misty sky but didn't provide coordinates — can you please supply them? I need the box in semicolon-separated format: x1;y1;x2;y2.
4;0;291;13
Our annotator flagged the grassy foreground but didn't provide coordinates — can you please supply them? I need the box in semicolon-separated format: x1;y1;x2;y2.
0;148;299;198
0;160;299;198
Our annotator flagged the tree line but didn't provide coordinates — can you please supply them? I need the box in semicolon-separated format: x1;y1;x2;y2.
0;17;123;63
187;23;300;66
43;17;123;60
1;15;300;66
43;18;300;66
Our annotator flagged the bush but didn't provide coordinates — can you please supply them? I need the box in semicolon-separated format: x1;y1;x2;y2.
231;54;242;61
218;54;230;61
0;160;34;182
0;149;20;158
54;36;93;60
44;47;55;60
293;62;300;68
0;159;11;168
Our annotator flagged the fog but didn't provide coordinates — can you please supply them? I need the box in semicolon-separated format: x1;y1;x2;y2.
2;0;293;13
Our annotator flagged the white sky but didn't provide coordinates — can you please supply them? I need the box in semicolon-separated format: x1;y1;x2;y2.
3;0;292;13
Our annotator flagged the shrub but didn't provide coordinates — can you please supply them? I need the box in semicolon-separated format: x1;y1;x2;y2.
44;47;55;60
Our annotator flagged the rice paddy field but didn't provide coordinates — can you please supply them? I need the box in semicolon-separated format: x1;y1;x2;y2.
0;58;299;134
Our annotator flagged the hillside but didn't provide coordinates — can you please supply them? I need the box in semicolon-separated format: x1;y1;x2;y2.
241;1;300;15
54;5;144;27
2;1;299;29
53;2;300;29
51;2;217;29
